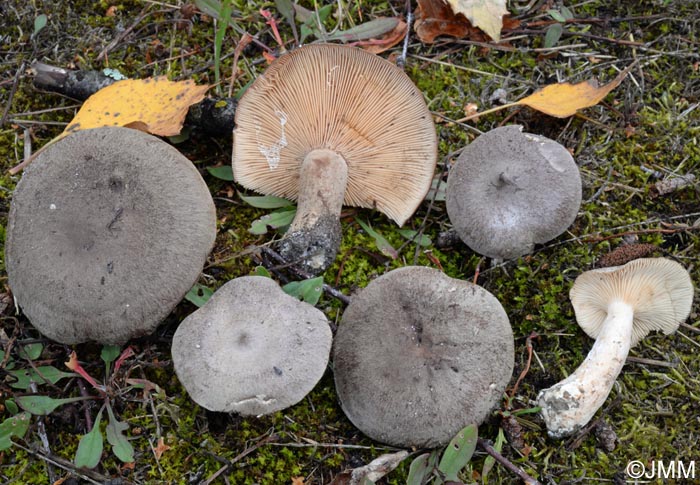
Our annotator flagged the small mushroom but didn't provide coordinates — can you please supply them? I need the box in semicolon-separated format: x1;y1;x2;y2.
172;276;332;416
537;258;694;438
333;266;514;447
6;127;216;344
233;44;437;274
446;125;582;259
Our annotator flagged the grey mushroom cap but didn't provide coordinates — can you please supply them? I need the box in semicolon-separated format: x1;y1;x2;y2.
6;127;217;344
446;125;582;259
172;276;332;416
333;266;514;447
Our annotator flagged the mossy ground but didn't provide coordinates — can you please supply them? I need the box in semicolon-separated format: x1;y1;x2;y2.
0;0;698;483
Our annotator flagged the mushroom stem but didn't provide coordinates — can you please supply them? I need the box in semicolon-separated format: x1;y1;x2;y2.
537;299;634;438
277;148;348;275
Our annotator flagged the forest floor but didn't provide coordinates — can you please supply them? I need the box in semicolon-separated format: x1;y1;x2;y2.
0;0;698;484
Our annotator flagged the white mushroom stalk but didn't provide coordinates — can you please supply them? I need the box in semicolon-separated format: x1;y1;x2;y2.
537;299;634;438
537;258;694;439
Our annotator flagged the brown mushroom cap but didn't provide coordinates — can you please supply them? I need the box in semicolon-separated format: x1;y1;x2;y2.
570;257;694;346
6;127;217;344
172;276;332;415
446;125;582;259
333;266;514;447
232;43;437;226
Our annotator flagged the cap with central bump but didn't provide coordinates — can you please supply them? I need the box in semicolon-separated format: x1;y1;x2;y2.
446;125;582;259
172;276;332;416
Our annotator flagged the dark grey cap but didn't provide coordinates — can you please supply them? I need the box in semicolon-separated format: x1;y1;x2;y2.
333;266;514;447
446;125;582;259
6;127;217;344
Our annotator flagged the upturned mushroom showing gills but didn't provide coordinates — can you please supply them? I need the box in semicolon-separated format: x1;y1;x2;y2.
6;127;217;345
233;44;437;275
538;258;694;438
172;276;332;416
446;125;582;259
333;266;514;447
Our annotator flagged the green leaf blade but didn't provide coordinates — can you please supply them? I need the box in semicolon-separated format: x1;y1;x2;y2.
106;404;135;463
326;17;400;42
356;219;398;259
282;277;324;305
0;412;31;451
397;229;432;247
185;283;214;307
8;366;76;390
75;408;104;469
438;424;478;481
481;428;505;483
101;345;121;368
207;165;234;181
16;395;88;416
544;23;563;48
407;452;432;485
18;343;43;360
547;9;567;22
33;14;48;37
249;208;297;235
239;194;294;209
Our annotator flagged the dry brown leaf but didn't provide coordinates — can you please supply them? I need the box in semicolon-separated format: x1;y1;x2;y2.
63;77;209;137
515;67;631;118
415;0;517;44
291;477;305;485
153;437;171;460
415;0;481;43
445;0;508;41
359;20;408;54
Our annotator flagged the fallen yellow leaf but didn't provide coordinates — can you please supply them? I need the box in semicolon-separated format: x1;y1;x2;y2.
457;63;635;122
515;66;631;118
445;0;508;41
63;77;209;137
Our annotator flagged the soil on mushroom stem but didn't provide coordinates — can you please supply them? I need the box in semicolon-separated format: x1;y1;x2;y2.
1;0;699;483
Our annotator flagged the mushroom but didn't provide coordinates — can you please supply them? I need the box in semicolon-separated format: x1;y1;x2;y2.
537;258;694;438
172;276;332;416
333;266;514;447
233;44;437;274
446;125;582;259
5;127;217;344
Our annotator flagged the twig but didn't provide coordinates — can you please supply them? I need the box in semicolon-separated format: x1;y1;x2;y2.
477;438;541;485
267;439;397;450
11;442;111;485
582;225;700;243
681;323;700;334
96;6;153;62
1;61;27;127
29;381;57;484
396;0;412;69
258;246;352;305
75;378;94;431
626;356;675;368
0;317;20;371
